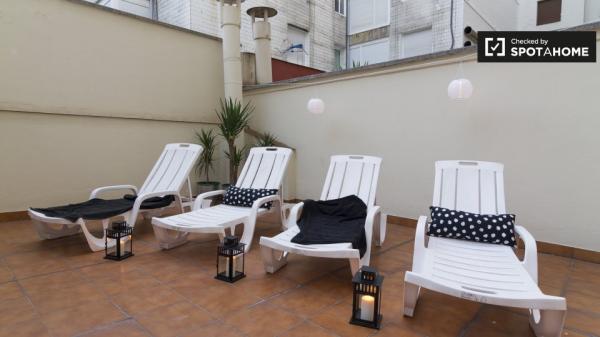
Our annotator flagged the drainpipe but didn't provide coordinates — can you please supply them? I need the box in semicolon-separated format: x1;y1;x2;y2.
346;0;350;69
247;6;277;84
219;0;244;101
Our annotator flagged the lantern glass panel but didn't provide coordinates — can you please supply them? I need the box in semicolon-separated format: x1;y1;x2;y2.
350;267;383;329
234;253;244;275
104;221;134;261
215;236;246;283
218;255;228;276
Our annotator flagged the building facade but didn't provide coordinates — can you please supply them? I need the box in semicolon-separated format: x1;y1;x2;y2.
347;0;463;66
89;0;347;71
157;0;347;72
347;0;600;66
90;0;600;71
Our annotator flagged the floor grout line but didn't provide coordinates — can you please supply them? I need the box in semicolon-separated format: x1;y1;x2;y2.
3;220;600;336
456;304;484;337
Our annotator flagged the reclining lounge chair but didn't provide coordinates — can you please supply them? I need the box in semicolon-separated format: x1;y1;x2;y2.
404;160;566;337
28;143;202;251
151;147;292;251
259;155;384;276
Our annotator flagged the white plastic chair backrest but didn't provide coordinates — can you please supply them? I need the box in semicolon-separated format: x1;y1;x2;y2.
236;147;293;189
138;143;202;195
320;155;382;207
432;161;506;214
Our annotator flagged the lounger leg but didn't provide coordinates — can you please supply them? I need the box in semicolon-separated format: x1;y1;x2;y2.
240;218;257;252
529;309;566;337
349;258;361;276
374;212;386;246
78;219;110;252
152;225;189;250
276;200;286;230
403;282;421;317
261;246;288;273
142;210;161;221
32;219;81;240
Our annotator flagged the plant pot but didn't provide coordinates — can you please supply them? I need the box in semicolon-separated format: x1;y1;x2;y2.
197;181;220;195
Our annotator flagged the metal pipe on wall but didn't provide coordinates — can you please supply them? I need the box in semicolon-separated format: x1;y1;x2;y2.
219;0;244;101
248;6;277;84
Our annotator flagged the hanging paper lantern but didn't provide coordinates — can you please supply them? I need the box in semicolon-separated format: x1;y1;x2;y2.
307;98;325;114
448;78;473;100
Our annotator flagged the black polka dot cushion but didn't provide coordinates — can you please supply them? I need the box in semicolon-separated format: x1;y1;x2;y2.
427;206;517;247
222;186;279;209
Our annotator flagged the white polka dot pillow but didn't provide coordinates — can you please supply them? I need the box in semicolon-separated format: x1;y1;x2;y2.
427;206;517;247
222;186;279;209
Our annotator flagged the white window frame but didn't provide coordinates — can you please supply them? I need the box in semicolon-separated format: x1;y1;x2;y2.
334;48;347;69
335;0;347;16
349;38;390;65
349;0;391;35
399;28;434;59
286;25;310;67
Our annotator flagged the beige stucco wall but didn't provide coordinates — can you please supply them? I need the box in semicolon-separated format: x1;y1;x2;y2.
0;111;231;212
0;0;223;123
0;0;228;212
245;38;600;251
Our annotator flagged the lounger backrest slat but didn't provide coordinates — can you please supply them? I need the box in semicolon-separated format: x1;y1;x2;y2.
152;149;188;192
163;149;199;192
433;161;506;214
140;148;172;194
139;143;202;195
235;147;293;190
320;155;382;207
265;151;290;189
250;152;277;188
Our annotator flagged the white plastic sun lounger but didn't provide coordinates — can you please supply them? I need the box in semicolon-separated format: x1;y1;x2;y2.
28;143;202;252
259;155;383;276
151;147;292;251
404;161;566;337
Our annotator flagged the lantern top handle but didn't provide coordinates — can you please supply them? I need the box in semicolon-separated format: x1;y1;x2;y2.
223;236;240;247
353;266;384;285
361;267;377;281
111;220;128;231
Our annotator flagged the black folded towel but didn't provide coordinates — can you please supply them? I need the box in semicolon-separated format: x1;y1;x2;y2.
31;195;174;222
291;195;368;258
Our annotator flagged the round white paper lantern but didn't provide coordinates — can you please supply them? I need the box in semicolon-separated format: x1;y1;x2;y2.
447;78;473;100
307;98;325;114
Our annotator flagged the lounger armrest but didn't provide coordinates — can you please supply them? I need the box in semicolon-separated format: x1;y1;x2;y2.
90;185;138;199
365;205;381;234
362;205;382;265
193;190;226;210
412;215;429;274
127;190;179;224
285;202;304;229
515;225;539;284
251;195;282;212
133;191;179;208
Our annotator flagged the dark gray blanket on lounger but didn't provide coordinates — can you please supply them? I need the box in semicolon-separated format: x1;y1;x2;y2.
291;195;368;258
31;194;174;222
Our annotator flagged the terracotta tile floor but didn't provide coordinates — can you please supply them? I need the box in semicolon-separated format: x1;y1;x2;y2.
0;217;599;337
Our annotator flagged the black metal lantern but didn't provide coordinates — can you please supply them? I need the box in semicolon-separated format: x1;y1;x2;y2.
104;221;134;261
350;266;383;329
215;236;246;283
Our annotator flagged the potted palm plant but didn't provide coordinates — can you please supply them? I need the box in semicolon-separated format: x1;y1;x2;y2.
216;98;254;186
255;132;278;147
195;129;220;194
